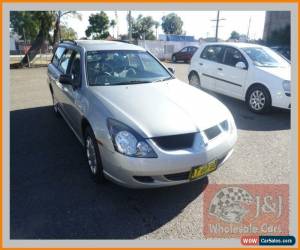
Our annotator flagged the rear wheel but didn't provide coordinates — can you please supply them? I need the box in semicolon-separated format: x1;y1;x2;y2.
246;86;271;114
189;72;201;89
84;126;105;183
172;55;177;63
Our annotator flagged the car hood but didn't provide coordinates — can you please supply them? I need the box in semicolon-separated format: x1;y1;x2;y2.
90;79;232;138
256;65;290;81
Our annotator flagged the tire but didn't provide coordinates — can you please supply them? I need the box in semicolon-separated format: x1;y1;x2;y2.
189;72;201;89
172;55;177;63
246;85;271;114
84;126;105;183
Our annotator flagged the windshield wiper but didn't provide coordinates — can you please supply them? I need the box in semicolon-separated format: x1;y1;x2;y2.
111;80;152;86
152;76;174;83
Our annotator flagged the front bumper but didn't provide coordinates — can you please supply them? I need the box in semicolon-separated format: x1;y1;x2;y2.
99;129;237;188
272;91;291;109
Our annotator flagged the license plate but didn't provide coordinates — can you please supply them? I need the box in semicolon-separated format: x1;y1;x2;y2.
189;160;217;180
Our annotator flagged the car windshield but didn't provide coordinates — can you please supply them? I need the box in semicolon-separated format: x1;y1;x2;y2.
242;47;290;67
86;50;173;86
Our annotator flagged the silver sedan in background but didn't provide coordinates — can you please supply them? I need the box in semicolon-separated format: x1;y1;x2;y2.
47;40;237;188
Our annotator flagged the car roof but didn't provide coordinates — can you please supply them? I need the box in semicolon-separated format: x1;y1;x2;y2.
202;42;265;49
72;40;146;51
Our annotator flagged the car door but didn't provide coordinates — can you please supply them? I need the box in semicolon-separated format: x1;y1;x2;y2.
197;45;225;91
214;46;248;98
59;49;83;135
178;47;188;61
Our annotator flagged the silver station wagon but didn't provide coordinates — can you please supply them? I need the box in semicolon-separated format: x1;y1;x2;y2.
47;40;237;188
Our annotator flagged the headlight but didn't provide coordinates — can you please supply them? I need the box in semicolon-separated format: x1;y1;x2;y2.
107;118;157;158
228;113;236;134
282;80;290;92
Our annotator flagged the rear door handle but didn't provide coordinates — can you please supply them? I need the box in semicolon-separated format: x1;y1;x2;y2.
199;62;203;66
217;67;223;71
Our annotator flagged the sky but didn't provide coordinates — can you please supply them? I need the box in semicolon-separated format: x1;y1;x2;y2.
62;11;266;41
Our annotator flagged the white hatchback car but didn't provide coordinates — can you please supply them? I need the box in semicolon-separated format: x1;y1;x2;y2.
188;43;291;113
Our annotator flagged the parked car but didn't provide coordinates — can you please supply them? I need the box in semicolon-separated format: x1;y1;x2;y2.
171;46;198;63
271;46;291;60
48;40;237;188
188;43;291;113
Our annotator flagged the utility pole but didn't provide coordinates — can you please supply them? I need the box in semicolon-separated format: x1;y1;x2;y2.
247;17;251;41
211;11;226;42
128;10;132;43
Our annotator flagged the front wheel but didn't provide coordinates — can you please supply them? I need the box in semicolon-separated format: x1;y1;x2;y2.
84;126;105;183
189;72;201;89
246;86;271;114
172;55;177;63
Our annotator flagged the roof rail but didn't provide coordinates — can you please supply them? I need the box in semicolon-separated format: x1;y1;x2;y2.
60;39;77;45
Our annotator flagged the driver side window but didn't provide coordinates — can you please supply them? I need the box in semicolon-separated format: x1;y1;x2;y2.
58;49;73;74
70;52;81;87
223;47;247;68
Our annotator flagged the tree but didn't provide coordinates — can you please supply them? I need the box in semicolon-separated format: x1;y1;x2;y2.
130;14;156;40
60;25;78;40
161;13;183;35
85;11;110;39
154;21;159;40
10;11;40;43
110;19;117;38
10;11;55;66
52;11;81;45
229;31;240;40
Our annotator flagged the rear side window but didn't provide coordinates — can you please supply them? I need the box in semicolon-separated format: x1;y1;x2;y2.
58;49;73;74
189;47;197;52
181;47;188;53
200;46;224;62
223;47;248;68
52;47;65;67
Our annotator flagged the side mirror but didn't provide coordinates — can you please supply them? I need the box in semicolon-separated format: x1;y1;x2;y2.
168;67;175;74
235;61;247;70
59;74;73;85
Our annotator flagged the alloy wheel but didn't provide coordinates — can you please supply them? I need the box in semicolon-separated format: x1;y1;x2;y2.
189;74;200;88
249;90;266;111
86;136;98;174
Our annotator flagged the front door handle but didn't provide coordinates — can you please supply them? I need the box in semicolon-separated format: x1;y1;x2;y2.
199;62;203;66
217;67;223;71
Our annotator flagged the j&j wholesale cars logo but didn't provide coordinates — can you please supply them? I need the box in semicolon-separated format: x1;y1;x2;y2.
203;184;289;239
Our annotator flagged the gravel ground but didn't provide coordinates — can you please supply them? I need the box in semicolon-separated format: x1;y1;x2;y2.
10;64;291;239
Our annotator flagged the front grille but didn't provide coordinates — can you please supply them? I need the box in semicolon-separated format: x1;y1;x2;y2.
152;133;195;150
204;125;221;140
